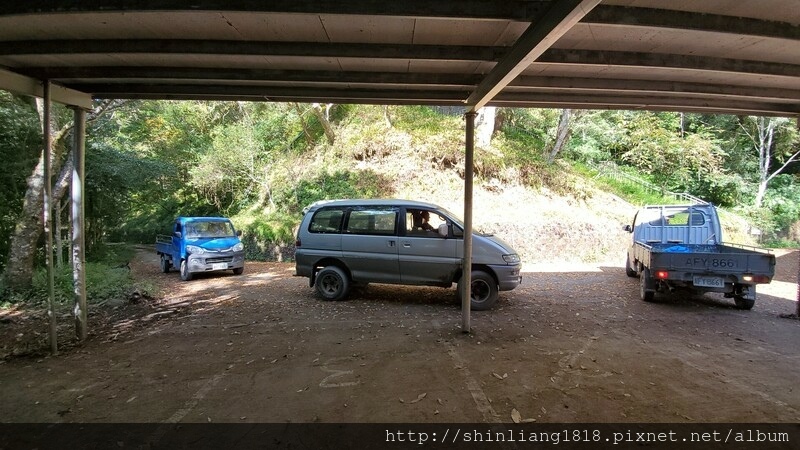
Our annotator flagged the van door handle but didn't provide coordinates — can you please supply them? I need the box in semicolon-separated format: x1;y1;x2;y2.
387;240;395;247
403;243;411;248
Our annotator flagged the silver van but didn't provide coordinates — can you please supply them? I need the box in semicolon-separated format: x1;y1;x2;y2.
294;199;522;310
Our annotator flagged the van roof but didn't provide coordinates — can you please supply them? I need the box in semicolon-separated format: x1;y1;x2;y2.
304;199;441;211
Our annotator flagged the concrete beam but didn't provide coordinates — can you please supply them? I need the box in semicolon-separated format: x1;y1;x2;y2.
584;6;800;41
0;68;92;109
466;0;601;111
0;0;549;21
1;40;507;63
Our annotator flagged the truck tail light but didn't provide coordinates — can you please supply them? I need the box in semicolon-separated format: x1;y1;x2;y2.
655;270;669;279
295;239;301;248
743;274;770;283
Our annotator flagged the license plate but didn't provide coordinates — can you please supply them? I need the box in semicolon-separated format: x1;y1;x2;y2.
693;276;724;288
211;263;228;270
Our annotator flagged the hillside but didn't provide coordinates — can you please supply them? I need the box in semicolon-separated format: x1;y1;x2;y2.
264;105;756;265
27;101;770;268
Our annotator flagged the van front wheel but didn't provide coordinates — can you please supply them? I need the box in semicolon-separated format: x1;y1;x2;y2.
315;266;350;301
457;270;498;311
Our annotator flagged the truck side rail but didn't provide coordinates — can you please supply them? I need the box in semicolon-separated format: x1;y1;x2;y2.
720;242;773;254
156;234;172;245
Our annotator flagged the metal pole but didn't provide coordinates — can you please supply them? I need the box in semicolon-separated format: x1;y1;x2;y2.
796;249;799;317
462;111;477;333
72;107;88;341
55;199;63;269
43;81;58;355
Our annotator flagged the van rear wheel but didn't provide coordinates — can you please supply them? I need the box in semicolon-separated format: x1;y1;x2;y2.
315;266;350;301
457;270;498;311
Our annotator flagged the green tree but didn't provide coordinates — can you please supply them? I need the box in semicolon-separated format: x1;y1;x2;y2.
618;112;724;193
736;116;799;207
0;92;41;273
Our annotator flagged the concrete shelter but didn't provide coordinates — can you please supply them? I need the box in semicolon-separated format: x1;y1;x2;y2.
0;1;798;342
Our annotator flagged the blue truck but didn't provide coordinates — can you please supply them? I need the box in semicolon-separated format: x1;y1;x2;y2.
623;204;775;310
155;216;245;281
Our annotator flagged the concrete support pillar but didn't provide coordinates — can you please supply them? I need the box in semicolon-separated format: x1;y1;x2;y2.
43;81;58;354
72;107;87;341
462;111;477;333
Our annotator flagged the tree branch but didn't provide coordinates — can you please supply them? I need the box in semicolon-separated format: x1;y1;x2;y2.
766;147;800;183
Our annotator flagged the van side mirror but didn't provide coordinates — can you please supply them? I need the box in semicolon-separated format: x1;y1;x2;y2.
437;223;448;238
622;224;632;233
236;230;242;237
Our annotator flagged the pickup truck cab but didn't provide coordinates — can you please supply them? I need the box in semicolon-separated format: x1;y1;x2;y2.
623;204;775;310
295;199;522;310
156;216;245;281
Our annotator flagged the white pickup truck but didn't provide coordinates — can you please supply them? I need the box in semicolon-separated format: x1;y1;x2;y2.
623;204;775;310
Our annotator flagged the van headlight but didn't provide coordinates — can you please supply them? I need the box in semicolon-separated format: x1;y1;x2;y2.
503;254;520;264
232;243;244;252
186;245;206;255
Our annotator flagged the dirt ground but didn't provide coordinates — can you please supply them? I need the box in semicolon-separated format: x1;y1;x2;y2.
0;248;798;425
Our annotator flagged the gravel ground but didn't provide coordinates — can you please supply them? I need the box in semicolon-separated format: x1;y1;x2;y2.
0;248;798;428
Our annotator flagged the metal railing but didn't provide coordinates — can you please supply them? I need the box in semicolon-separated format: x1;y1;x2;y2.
594;162;708;205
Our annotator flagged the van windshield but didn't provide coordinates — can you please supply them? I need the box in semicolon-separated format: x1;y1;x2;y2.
185;221;235;238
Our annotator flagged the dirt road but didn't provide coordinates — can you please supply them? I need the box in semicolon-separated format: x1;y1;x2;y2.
1;249;798;425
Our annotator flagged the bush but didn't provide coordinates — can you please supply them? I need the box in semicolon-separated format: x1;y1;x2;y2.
274;169;392;214
684;173;744;207
236;213;297;262
29;261;147;305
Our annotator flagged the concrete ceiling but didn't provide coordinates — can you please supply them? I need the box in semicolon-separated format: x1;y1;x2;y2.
0;0;798;116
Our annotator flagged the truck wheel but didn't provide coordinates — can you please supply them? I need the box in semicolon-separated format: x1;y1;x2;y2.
734;296;755;310
315;266;349;301
233;267;244;275
160;254;171;273
179;259;193;281
640;268;655;302
625;257;637;277
457;270;499;311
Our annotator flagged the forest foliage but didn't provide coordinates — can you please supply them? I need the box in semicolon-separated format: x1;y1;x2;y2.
1;91;798;287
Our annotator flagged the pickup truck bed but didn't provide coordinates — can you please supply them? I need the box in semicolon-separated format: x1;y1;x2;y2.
634;243;775;279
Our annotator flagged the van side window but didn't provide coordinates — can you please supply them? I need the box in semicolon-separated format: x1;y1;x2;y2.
406;208;446;237
309;208;345;233
345;209;397;235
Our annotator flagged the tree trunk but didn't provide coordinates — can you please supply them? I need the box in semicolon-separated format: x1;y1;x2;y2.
4;155;48;291
3;100;69;291
755;117;773;208
493;108;507;136
4;99;117;291
548;109;572;163
311;103;336;145
475;107;496;147
754;179;768;209
292;103;313;143
383;105;393;128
